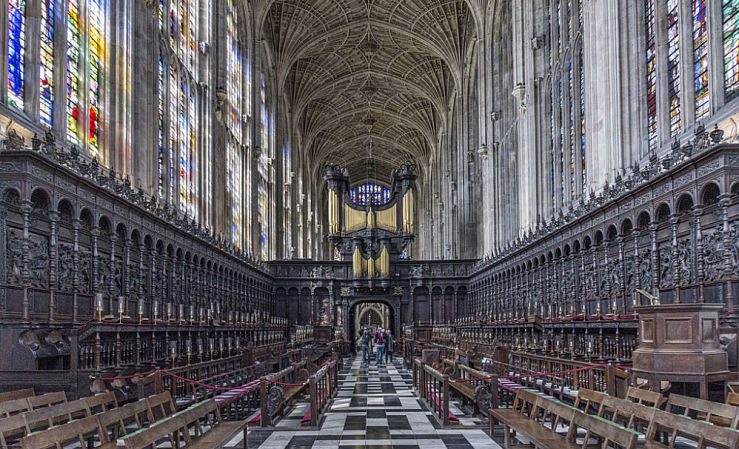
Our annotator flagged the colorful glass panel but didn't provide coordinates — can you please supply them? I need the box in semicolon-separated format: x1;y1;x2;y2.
334;247;342;261
227;139;243;248
667;0;681;137
40;0;54;125
66;0;81;143
7;0;25;110
646;0;658;150
349;184;391;206
723;0;739;98
693;0;709;118
579;45;586;196
88;0;104;155
158;54;165;199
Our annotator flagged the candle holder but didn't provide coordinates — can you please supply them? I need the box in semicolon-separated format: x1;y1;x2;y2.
96;293;104;322
118;296;125;323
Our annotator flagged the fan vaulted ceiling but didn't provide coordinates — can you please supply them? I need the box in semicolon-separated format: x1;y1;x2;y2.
256;0;477;185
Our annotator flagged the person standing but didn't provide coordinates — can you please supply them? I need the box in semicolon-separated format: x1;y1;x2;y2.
385;329;395;364
361;328;372;364
374;328;385;365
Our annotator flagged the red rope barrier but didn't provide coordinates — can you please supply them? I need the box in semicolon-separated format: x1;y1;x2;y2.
500;363;610;379
264;379;307;387
93;369;157;381
160;370;257;391
719;310;734;324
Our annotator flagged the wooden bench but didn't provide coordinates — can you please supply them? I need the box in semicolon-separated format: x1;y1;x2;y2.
726;391;739;407
598;394;657;434
18;414;114;449
0;398;30;418
145;391;177;422
573;388;607;415
96;399;152;440
491;390;640;449
489;389;540;439
118;399;246;449
83;391;118;415
20;398;88;433
644;409;739;448
0;413;26;449
568;410;639;449
26;391;67;410
626;386;665;408
665;393;739;428
0;390;34;404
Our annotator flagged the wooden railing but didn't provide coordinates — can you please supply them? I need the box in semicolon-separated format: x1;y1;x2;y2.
259;361;308;427
307;360;339;427
414;358;451;427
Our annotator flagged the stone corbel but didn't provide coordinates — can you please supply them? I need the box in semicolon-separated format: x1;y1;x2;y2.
512;83;526;115
477;144;488;160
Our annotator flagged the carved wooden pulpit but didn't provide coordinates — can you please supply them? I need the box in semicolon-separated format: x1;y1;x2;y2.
632;303;729;399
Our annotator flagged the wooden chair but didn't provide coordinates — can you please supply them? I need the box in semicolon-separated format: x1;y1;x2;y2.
665;393;739;428
0;389;34;404
644;409;739;449
626;386;665;408
18;414;114;449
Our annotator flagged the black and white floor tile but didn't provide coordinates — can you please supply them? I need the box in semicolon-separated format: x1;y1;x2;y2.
227;354;503;449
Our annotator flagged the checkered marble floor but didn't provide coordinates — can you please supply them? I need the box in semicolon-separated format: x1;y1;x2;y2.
228;354;503;449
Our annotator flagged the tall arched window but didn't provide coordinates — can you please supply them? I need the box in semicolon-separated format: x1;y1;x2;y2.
225;0;245;247
40;0;55;125
724;0;739;99
65;0;107;160
7;0;26;110
156;0;210;223
550;0;585;207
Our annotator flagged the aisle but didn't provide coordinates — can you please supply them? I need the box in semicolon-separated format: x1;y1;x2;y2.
240;354;502;449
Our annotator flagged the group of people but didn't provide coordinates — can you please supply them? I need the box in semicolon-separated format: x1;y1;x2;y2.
359;327;395;365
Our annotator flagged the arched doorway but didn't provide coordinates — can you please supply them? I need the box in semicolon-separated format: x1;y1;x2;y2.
347;299;397;353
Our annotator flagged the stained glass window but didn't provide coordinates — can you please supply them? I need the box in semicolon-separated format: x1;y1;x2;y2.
667;0;681;136
258;182;268;260
88;0;104;156
400;249;408;260
7;0;25;110
646;0;658;150
568;58;575;198
693;0;709;118
349;184;391;205
169;66;178;203
40;0;55;125
158;54;165;199
226;0;242;142
579;45;586;196
66;0;81;143
227;139;243;248
334;247;341;261
723;0;739;98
